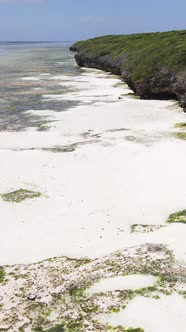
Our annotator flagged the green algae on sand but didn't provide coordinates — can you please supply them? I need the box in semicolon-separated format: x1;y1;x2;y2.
175;122;186;128
174;123;186;140
1;188;42;203
106;326;144;332
130;224;165;233
176;132;186;140
167;209;186;224
0;267;5;283
45;326;65;332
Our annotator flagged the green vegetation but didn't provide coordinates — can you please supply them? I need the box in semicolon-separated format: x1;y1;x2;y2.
108;305;121;313
45;326;64;332
44;319;84;332
72;30;186;81
175;122;186;128
106;326;144;332
1;188;42;203
167;209;186;224
130;224;165;233
127;329;144;332
176;132;186;140
0;267;5;283
69;287;86;302
175;123;186;140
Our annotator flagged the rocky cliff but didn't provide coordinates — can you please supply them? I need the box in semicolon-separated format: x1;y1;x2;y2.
70;31;186;111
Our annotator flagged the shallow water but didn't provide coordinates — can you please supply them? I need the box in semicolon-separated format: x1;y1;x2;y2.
0;42;82;130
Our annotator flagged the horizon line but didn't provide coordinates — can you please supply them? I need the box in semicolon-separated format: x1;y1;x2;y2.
0;40;77;43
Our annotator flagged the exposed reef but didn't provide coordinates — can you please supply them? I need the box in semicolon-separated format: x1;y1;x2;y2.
0;209;186;331
70;31;186;111
0;243;186;331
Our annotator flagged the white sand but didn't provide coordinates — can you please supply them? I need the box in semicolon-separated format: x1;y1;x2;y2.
0;69;186;265
20;77;41;81
100;294;186;332
85;275;157;294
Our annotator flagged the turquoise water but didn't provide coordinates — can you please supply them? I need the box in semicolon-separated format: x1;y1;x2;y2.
0;42;81;131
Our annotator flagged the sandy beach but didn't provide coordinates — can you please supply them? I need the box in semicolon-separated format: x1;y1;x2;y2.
0;68;186;265
0;65;186;331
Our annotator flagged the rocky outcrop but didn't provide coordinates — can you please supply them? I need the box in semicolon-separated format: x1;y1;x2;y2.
70;33;186;111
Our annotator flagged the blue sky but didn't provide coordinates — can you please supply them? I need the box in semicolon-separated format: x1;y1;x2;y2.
0;0;185;41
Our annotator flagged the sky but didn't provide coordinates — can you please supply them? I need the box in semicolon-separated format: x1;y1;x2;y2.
0;0;185;41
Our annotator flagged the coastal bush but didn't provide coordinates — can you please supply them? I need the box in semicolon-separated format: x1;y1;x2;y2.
72;30;186;81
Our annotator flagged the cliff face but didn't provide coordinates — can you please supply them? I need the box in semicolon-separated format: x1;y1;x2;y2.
70;31;186;111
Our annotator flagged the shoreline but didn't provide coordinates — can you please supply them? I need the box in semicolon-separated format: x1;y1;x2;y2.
0;69;186;265
0;64;186;331
70;31;186;112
